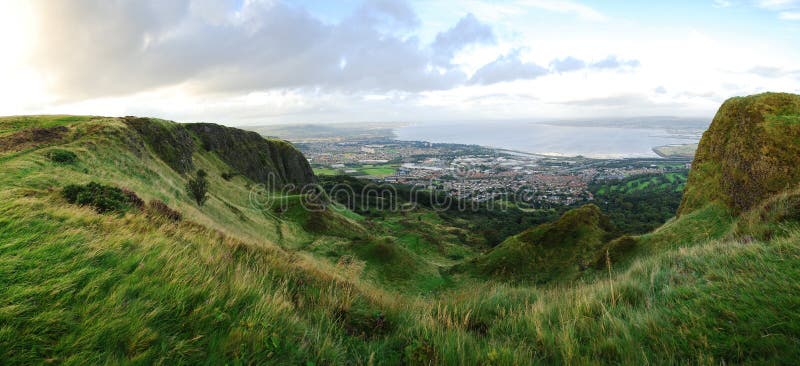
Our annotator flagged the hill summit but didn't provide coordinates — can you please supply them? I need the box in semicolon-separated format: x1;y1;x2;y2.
679;92;800;215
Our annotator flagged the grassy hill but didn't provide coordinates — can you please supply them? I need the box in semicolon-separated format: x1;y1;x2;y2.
462;204;616;283
2;98;800;365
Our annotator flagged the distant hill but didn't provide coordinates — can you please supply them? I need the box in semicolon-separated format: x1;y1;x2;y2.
246;122;400;142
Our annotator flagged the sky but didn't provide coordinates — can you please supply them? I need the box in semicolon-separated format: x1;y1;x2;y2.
0;0;798;125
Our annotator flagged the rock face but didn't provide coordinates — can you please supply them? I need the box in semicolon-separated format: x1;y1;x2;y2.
678;93;800;216
123;117;315;186
123;117;195;174
186;123;316;186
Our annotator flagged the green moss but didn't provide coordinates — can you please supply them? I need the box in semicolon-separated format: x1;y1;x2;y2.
679;92;800;215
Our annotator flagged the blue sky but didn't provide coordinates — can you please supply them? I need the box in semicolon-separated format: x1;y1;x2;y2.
0;0;798;125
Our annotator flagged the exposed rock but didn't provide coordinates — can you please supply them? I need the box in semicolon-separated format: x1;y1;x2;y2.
122;117;316;187
185;123;315;186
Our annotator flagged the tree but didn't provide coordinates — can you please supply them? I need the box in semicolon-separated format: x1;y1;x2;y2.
186;169;209;206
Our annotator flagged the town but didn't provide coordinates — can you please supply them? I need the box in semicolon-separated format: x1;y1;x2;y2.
294;138;691;207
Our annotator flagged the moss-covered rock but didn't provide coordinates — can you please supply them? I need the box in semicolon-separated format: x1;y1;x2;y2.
679;92;800;215
465;204;616;283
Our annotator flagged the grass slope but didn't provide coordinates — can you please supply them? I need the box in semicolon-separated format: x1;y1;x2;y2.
2;114;800;364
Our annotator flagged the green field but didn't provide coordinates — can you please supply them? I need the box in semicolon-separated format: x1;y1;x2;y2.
596;172;687;195
314;163;398;178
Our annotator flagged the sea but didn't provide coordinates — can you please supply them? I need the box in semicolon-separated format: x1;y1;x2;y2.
393;120;705;159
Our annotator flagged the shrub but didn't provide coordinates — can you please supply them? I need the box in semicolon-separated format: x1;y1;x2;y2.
221;171;237;181
186;169;209;206
46;149;78;164
62;182;133;213
147;200;182;221
121;187;144;209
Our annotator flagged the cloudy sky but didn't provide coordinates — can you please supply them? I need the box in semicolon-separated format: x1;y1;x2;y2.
0;0;798;125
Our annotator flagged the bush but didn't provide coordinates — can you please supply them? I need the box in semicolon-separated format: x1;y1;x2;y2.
46;149;78;164
221;171;237;181
62;182;134;213
147;200;182;221
186;169;209;206
121;187;144;209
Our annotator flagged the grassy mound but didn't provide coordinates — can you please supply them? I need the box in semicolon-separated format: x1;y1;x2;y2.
733;187;800;241
465;204;617;283
679;92;800;215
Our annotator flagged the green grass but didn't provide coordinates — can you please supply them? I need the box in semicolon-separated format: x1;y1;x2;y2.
361;166;397;177
464;204;616;283
314;167;340;176
0;115;96;136
2;115;800;364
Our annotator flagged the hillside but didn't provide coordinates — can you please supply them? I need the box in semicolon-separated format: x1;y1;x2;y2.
1;101;800;365
463;204;616;283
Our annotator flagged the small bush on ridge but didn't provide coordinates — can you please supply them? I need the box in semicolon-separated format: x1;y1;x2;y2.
147;200;182;221
62;182;132;213
121;187;145;209
46;149;78;164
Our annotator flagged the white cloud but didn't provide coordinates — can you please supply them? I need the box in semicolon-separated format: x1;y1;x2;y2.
779;11;800;19
517;0;607;21
713;0;732;8
469;50;548;84
757;0;800;10
549;57;587;72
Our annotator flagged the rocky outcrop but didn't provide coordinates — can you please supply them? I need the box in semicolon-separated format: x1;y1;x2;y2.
678;93;800;216
123;117;195;174
186;123;315;186
123;117;316;187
